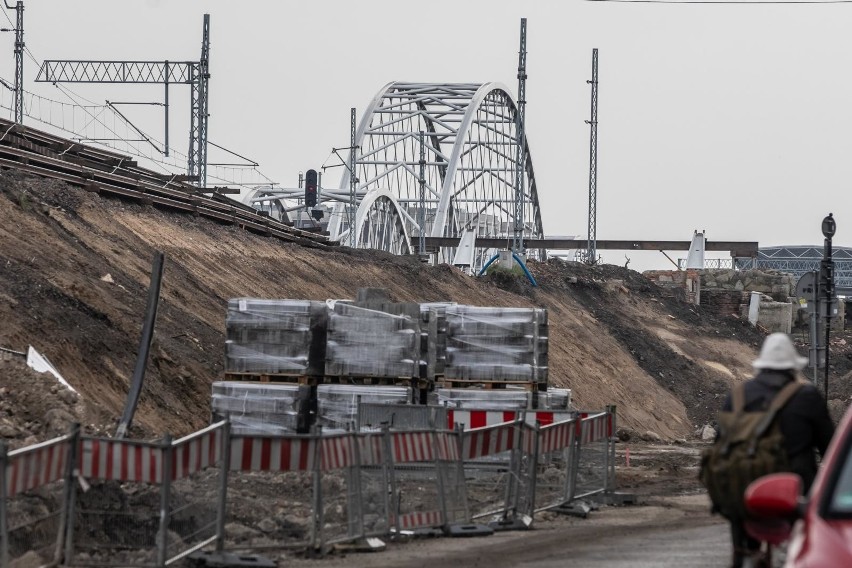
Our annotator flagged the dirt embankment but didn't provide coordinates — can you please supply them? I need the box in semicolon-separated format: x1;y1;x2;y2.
0;169;773;443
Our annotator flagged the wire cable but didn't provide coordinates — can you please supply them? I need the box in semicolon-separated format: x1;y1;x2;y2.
586;0;852;4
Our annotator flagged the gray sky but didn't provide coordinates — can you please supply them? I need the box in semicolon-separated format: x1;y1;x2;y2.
6;0;851;270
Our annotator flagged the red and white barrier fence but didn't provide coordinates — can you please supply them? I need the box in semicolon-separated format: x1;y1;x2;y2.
539;418;576;454
447;409;574;430
230;436;316;472
392;511;444;531
462;421;518;459
171;422;224;481
578;412;611;445
1;407;617;561
5;435;70;497
79;438;163;483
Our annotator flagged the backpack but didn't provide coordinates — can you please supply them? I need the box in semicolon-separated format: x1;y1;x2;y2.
699;380;803;519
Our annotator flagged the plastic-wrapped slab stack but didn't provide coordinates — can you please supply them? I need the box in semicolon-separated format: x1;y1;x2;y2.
431;387;570;411
318;385;411;431
211;382;410;434
325;300;420;379
211;382;300;434
225;298;327;377
444;306;548;387
419;302;455;380
536;388;571;410
432;388;531;409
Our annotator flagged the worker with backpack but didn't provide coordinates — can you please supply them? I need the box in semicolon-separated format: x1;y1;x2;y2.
700;333;835;568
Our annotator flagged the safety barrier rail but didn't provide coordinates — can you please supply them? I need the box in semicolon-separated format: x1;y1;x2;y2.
0;407;616;566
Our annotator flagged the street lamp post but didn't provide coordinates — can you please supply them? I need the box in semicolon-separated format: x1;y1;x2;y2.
820;213;836;401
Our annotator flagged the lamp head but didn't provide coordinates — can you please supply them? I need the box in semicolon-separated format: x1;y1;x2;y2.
822;213;836;239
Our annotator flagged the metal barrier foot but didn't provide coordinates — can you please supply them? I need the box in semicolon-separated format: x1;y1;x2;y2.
410;527;445;538
332;537;387;553
445;523;494;538
488;515;533;531
553;502;592;518
186;550;277;567
600;492;639;506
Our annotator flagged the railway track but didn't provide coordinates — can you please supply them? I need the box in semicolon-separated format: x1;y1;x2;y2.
0;117;335;249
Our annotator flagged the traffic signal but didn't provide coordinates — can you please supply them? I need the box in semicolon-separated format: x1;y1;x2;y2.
305;169;318;207
821;260;835;295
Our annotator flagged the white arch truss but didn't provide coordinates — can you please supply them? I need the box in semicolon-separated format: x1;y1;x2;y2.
329;81;544;270
350;189;412;255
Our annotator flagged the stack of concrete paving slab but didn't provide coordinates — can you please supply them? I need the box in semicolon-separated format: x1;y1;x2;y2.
325;299;420;379
432;387;570;410
225;298;327;376
444;306;548;386
419;302;455;380
212;382;411;434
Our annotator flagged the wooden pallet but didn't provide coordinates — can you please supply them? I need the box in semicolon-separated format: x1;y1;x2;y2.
223;372;320;385
223;372;423;388
436;379;538;392
323;375;416;387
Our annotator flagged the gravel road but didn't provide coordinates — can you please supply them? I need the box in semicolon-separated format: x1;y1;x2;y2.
285;491;732;568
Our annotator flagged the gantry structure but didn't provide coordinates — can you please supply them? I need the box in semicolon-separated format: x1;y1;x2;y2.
330;81;544;270
35;14;211;188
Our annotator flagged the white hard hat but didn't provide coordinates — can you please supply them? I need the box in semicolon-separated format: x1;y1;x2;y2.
752;333;808;371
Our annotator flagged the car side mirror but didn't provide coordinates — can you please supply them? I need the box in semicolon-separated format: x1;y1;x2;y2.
744;473;804;545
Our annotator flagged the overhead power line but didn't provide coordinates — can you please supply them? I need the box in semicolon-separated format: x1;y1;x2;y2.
586;0;852;4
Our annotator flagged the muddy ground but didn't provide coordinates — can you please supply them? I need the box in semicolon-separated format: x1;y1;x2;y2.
3;165;852;566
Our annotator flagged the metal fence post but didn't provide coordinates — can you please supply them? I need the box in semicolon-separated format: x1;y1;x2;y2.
63;431;82;565
453;424;470;522
215;418;231;553
380;424;396;534
55;423;80;565
563;416;577;504
429;429;448;528
157;434;173;568
528;422;541;518
350;431;364;540
0;440;8;568
606;405;617;494
568;412;582;504
504;415;525;519
310;426;323;552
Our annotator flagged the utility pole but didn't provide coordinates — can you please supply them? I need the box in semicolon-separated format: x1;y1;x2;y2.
189;13;211;189
419;130;426;256
349;107;357;248
512;17;528;254
3;0;23;123
585;48;599;265
820;213;836;400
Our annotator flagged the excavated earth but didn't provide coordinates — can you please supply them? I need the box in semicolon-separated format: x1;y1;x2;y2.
3;167;849;447
5;168;852;566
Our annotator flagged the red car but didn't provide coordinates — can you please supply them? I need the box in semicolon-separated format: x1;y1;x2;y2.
745;406;852;566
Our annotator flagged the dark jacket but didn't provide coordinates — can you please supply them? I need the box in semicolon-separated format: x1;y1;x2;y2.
722;369;835;491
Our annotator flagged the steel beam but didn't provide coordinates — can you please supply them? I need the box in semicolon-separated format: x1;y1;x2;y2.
423;237;758;257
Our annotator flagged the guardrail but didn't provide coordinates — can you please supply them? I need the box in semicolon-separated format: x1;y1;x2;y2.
0;407;617;566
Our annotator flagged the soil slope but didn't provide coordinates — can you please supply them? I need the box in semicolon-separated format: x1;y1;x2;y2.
0;169;769;443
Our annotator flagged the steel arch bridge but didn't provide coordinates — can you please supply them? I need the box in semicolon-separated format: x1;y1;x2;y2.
324;81;545;271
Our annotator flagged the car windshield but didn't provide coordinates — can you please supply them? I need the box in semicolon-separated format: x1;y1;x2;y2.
828;438;852;517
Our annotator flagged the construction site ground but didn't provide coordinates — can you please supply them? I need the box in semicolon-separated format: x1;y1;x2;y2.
2;169;851;565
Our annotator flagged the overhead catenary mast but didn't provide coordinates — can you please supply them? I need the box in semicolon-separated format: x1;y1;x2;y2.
36;14;211;187
512;18;528;254
585;48;599;265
